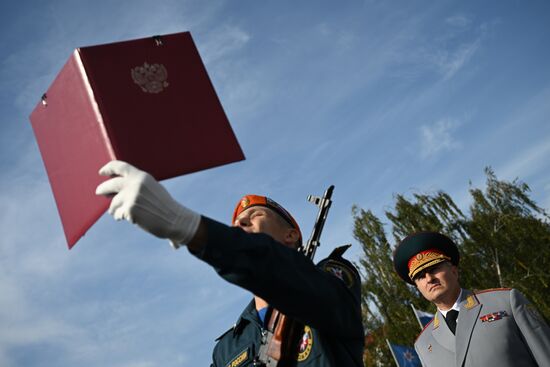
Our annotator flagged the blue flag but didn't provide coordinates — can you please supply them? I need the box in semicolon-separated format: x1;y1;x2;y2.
411;304;434;329
386;340;422;367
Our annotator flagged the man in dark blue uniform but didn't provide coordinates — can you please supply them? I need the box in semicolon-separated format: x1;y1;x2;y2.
95;160;364;366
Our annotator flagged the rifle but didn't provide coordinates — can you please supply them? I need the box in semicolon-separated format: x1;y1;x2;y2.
254;185;335;366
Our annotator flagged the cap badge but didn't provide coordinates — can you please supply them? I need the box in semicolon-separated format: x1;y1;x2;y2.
240;197;250;209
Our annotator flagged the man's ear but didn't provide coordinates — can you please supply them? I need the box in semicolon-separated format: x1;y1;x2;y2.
284;228;301;248
451;264;459;276
451;264;460;281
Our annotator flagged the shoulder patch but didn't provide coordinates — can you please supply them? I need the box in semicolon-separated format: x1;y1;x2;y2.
321;259;356;288
297;325;314;362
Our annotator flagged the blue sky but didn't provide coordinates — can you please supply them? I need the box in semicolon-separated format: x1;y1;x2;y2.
1;0;549;366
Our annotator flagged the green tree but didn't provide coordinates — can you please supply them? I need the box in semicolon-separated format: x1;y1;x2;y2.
355;169;550;366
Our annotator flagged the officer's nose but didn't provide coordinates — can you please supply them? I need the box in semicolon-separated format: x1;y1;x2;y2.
235;215;250;228
425;271;436;282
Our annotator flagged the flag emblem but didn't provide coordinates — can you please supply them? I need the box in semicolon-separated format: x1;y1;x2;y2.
387;341;422;367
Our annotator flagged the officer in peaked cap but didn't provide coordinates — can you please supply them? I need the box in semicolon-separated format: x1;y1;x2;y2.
393;232;459;286
96;160;364;366
393;231;550;367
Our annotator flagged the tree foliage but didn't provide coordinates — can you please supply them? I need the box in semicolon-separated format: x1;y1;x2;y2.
355;169;550;366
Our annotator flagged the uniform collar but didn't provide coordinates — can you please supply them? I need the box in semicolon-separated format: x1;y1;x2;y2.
234;299;262;334
439;288;463;317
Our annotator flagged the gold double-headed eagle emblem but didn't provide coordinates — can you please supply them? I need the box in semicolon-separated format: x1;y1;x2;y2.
131;62;169;93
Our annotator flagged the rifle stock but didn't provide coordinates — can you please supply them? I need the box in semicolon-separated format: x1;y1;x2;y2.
254;186;335;366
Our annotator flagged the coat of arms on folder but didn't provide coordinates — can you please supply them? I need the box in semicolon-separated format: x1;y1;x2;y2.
29;32;245;248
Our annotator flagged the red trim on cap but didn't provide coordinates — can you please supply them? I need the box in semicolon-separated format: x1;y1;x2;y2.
232;195;302;242
232;195;268;224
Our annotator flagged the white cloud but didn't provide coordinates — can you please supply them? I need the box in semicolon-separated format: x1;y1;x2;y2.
200;25;251;65
419;118;461;158
3;1;549;366
398;14;492;82
434;38;481;80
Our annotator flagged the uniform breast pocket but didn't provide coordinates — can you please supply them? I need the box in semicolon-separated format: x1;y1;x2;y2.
476;310;516;349
478;310;512;330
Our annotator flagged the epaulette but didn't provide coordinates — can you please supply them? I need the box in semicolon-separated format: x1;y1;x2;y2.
215;324;235;341
463;294;478;310
328;244;352;259
474;288;512;295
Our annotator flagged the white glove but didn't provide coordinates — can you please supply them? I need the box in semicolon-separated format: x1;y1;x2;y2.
95;160;201;249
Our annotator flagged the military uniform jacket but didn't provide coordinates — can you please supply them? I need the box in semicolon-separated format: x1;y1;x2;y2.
190;217;364;367
415;288;550;367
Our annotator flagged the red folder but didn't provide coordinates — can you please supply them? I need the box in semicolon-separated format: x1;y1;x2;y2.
29;32;245;248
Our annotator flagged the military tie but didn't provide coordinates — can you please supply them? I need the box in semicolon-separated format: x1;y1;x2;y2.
445;309;459;334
